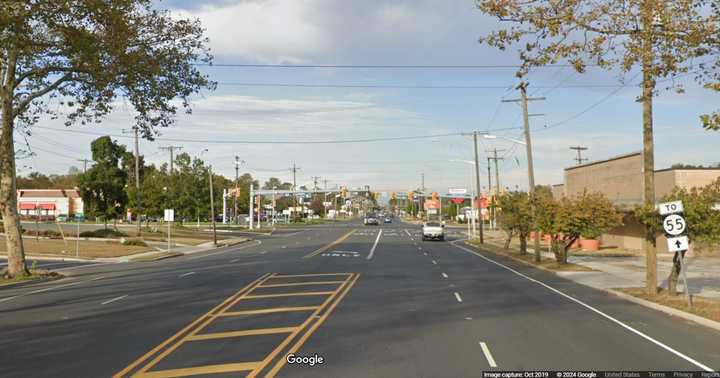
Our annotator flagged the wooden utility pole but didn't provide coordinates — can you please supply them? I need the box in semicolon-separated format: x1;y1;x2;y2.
133;127;142;236
570;146;589;165
503;82;546;262
487;148;505;230
641;0;657;296
234;156;244;224
77;159;91;173
159;145;183;174
472;132;484;244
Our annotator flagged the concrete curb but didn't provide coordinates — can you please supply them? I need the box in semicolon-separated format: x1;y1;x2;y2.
604;289;720;332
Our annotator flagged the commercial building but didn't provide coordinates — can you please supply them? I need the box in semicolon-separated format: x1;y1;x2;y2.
555;152;720;252
16;189;84;220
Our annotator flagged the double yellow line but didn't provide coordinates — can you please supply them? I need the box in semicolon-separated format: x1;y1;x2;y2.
303;229;356;259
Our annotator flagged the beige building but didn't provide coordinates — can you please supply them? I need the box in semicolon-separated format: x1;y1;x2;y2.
557;152;720;252
17;189;84;220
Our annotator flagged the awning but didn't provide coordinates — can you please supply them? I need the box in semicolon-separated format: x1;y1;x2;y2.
39;203;56;210
19;203;36;210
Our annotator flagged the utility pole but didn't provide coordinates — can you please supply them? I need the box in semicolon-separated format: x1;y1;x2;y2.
472;132;484;244
311;176;321;191
570;146;589;165
77;159;91;173
291;163;300;221
159;145;183;174
420;173;425;216
208;164;217;246
234;156;244;224
323;179;328;190
487;148;505;230
503;81;545;262
133;127;142;236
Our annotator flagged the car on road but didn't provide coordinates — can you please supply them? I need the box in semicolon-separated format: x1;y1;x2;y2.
364;215;379;225
384;217;392;224
422;221;445;241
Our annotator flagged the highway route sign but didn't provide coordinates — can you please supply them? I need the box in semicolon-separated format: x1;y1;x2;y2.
164;209;174;222
662;214;687;236
658;200;684;216
667;236;689;252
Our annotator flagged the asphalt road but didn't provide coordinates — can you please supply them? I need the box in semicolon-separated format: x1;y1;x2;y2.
1;219;719;377
0;257;97;271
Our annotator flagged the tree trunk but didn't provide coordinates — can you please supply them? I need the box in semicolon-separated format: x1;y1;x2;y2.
667;251;681;296
519;233;527;255
503;230;513;249
641;0;657;297
0;95;29;278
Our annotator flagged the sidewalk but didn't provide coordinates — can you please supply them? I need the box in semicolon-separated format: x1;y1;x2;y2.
479;229;720;299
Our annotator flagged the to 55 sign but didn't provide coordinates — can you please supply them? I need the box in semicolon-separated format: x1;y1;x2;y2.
663;214;687;236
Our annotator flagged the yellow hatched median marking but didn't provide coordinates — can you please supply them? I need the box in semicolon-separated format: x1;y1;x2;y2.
186;326;298;341
135;362;261;378
265;273;361;377
215;306;319;317
245;291;335;299
271;272;351;278
258;280;346;288
303;229;356;258
115;272;359;378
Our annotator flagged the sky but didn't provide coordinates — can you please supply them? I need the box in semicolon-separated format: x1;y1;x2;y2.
18;0;720;197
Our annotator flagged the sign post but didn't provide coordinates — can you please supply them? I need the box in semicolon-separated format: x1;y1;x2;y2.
164;209;174;253
659;201;691;307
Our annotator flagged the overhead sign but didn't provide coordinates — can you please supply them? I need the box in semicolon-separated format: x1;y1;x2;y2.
448;188;467;195
164;209;174;222
667;236;689;252
658;200;684;216
663;214;687;236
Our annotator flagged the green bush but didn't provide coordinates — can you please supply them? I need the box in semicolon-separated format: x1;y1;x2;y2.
79;229;127;238
122;238;148;247
23;229;62;238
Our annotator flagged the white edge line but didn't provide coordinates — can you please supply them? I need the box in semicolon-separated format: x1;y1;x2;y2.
451;240;714;372
479;342;498;367
454;292;463;303
55;262;114;272
101;294;128;305
366;229;383;260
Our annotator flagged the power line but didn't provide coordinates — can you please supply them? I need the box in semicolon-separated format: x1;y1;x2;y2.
217;82;628;89
198;63;599;69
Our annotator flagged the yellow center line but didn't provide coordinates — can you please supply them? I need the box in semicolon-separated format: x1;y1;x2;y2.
215;306;319;317
246;273;356;378
134;362;261;378
244;291;335;299
186;327;297;341
265;273;361;377
303;229;356;258
257;280;347;288
113;273;272;378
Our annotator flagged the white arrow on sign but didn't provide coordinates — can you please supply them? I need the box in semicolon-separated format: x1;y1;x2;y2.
667;236;689;252
663;214;687;236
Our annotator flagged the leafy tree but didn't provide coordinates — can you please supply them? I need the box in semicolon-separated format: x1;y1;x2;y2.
475;0;717;294
497;192;533;253
263;177;292;190
635;178;720;294
536;191;622;264
0;1;214;277
77;137;128;229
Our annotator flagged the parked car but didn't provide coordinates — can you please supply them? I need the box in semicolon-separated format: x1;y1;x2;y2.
56;214;69;222
364;216;379;225
422;221;445;241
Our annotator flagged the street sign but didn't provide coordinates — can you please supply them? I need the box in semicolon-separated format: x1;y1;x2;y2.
663;214;687;236
448;188;467;195
424;199;441;210
164;209;174;222
667;236;689;252
323;201;332;207
658;200;684;216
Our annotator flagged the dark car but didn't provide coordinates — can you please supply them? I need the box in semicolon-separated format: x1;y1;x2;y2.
384;217;392;223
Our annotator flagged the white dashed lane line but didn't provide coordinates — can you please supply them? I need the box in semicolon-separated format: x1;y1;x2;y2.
442;272;448;278
178;271;195;278
454;292;463;303
101;294;128;305
479;342;498;368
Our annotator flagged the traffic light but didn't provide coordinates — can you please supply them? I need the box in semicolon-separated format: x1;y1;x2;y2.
431;192;439;201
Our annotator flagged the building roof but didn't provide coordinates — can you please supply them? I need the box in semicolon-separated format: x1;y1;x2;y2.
17;189;80;199
565;151;641;171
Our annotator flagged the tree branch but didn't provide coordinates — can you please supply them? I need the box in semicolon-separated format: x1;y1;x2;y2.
12;73;73;118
